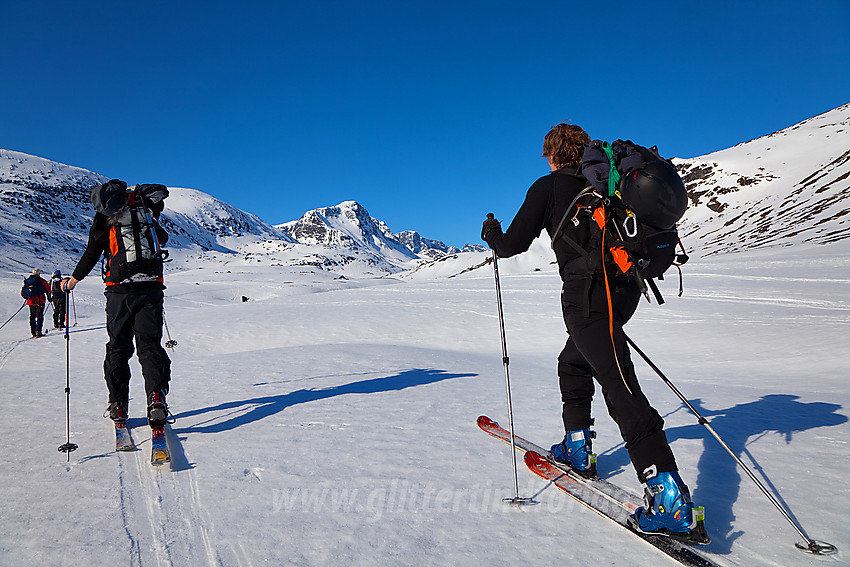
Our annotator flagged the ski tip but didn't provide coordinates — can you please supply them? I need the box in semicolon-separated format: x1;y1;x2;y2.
524;451;550;470
476;415;496;428
525;450;544;462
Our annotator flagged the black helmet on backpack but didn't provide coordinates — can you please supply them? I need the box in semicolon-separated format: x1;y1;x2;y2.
91;179;129;217
619;160;688;230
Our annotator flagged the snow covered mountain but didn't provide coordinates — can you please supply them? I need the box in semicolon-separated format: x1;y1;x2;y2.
277;201;420;265
407;103;850;279
396;230;486;259
674;102;850;255
1;103;848;278
0;152;472;276
277;201;485;263
159;186;295;253
0;149;293;273
0;149;108;273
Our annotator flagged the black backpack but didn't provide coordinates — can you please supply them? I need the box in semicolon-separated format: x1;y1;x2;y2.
91;180;170;285
554;140;689;305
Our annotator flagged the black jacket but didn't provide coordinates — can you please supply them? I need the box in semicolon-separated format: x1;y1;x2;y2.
484;167;594;279
72;213;110;282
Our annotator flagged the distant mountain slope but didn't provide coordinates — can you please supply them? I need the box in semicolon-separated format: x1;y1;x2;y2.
674;102;849;255
2;103;847;277
0;153;479;276
160;187;294;254
277;201;419;264
277;201;484;264
396;230;485;259
0;149;107;272
407;103;850;278
0;151;294;272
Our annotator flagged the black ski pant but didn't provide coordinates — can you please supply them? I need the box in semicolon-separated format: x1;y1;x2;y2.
558;276;677;478
28;304;45;336
104;287;171;407
53;296;66;328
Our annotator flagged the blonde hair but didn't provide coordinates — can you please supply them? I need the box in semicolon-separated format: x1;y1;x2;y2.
542;123;590;169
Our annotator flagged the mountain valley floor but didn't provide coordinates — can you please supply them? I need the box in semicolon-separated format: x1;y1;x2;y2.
0;243;848;567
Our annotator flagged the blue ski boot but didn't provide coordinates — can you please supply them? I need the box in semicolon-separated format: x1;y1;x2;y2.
629;466;710;545
550;428;597;479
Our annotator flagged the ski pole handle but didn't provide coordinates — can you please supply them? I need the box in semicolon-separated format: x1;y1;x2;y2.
482;213;501;243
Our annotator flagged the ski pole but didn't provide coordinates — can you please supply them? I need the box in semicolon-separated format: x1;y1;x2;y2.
58;289;78;461
0;301;27;331
43;300;53;331
625;335;836;555
488;213;533;506
162;307;177;351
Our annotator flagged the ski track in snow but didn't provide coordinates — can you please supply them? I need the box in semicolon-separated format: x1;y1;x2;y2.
684;292;846;311
0;340;20;372
112;425;249;567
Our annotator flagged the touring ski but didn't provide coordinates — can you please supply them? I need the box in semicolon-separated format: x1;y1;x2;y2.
478;416;640;505
114;420;135;452
150;426;170;466
478;416;716;567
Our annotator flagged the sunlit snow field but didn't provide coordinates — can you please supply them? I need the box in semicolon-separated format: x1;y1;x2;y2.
1;243;848;567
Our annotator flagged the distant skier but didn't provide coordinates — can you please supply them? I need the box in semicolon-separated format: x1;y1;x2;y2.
50;270;66;329
21;268;51;338
481;123;705;542
62;179;173;429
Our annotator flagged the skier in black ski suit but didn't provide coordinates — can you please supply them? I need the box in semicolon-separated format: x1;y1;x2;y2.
481;123;700;539
50;270;66;329
62;180;171;428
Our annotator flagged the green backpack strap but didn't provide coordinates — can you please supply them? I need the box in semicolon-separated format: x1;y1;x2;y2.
601;141;620;197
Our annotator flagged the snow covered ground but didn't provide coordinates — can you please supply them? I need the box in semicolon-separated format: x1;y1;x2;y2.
0;241;848;567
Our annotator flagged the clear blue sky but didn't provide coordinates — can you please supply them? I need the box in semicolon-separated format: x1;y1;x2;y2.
3;1;849;247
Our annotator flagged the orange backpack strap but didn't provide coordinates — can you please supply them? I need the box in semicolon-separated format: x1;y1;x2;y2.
599;226;635;396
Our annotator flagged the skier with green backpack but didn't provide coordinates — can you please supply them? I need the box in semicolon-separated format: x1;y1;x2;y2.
481;122;706;544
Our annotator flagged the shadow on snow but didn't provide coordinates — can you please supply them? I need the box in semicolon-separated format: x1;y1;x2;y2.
172;368;476;435
596;394;847;555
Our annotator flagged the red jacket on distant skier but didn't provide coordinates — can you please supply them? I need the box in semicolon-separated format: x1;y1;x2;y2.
22;275;51;306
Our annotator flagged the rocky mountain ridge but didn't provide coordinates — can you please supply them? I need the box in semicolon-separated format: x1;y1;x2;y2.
2;102;848;277
0;150;479;275
277;201;484;264
673;103;849;254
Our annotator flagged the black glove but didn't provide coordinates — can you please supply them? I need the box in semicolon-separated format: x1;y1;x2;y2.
481;214;502;243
